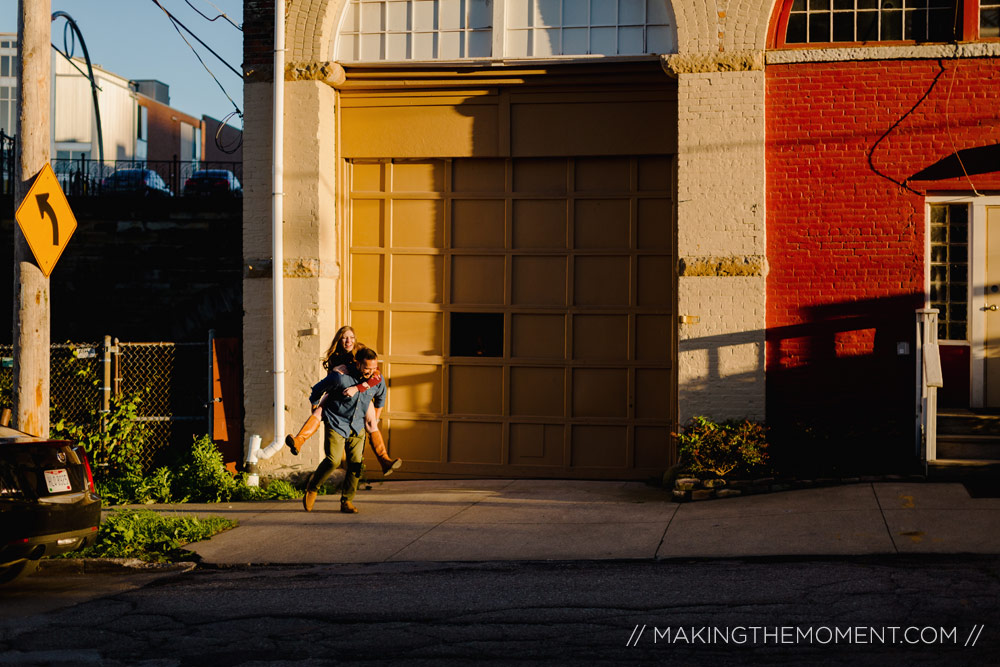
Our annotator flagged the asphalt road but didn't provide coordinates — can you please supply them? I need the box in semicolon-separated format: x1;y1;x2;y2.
1;556;998;666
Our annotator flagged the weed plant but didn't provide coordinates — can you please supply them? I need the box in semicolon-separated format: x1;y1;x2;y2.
60;509;237;562
51;392;299;505
675;416;770;479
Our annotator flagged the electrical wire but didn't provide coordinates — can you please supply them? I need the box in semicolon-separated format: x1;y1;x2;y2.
184;0;242;30
149;0;241;78
148;0;243;120
942;59;983;197
213;109;243;155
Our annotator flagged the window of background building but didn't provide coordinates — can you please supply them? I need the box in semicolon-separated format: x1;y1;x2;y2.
0;86;16;135
334;0;676;61
774;0;1000;45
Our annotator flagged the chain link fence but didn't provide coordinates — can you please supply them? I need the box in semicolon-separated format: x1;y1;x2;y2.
0;338;210;469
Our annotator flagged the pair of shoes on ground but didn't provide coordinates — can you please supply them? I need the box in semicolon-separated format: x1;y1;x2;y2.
302;490;358;514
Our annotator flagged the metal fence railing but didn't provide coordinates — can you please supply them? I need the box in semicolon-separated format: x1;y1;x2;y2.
0;337;210;469
0;131;241;198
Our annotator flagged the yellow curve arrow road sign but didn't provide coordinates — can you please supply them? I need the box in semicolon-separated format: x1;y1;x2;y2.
15;163;78;277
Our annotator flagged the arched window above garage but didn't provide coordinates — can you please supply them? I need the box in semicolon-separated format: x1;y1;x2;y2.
333;0;677;62
770;0;999;46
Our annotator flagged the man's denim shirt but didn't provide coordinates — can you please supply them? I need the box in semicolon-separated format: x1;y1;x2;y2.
309;369;386;438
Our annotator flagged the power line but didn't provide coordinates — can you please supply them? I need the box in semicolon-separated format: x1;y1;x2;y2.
148;0;243;119
184;0;242;31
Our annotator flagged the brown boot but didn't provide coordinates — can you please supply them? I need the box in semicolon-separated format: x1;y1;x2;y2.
340;498;358;514
285;414;321;456
368;430;402;476
303;490;317;512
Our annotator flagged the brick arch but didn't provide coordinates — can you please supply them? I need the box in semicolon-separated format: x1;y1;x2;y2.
671;0;778;53
286;0;346;62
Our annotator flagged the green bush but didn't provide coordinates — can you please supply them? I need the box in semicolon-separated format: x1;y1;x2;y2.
675;416;770;478
62;509;237;562
53;395;300;505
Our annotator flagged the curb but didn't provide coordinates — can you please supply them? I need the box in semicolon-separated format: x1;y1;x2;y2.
38;558;198;575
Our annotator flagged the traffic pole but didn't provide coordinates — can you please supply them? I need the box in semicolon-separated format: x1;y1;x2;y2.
13;0;51;437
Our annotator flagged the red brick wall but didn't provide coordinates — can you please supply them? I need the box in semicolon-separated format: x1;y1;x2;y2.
766;58;1000;460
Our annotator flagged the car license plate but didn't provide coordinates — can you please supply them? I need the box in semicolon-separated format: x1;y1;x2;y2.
45;468;72;493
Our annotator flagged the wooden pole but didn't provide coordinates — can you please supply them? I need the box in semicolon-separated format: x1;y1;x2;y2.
13;0;51;437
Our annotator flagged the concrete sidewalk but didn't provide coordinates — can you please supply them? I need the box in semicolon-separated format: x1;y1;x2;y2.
155;480;1000;565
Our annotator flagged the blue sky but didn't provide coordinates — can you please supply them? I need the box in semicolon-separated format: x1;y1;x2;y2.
1;0;243;124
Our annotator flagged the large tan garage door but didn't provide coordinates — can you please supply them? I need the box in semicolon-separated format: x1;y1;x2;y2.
348;155;674;479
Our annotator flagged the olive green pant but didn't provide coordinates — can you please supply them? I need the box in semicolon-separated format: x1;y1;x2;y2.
306;426;365;501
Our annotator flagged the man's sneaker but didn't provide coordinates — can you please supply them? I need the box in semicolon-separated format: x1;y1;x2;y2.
340;499;358;514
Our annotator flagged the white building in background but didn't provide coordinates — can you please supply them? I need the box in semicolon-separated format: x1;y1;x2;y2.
53;53;139;163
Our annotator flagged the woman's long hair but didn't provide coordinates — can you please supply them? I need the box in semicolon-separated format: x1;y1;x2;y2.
322;325;357;370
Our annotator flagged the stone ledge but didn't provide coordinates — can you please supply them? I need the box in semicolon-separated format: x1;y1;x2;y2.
678;255;768;277
671;473;927;502
661;51;765;75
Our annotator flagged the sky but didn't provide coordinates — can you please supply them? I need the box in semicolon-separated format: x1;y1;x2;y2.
1;0;243;124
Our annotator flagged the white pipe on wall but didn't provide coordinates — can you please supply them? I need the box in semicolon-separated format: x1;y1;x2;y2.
269;0;286;457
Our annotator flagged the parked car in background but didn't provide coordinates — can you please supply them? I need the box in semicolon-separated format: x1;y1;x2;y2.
101;168;173;197
183;169;242;197
0;425;101;583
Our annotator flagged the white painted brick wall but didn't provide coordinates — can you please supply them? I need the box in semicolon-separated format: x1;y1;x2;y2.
675;70;767;423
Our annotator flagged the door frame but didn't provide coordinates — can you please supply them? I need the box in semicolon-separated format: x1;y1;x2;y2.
926;195;1000;408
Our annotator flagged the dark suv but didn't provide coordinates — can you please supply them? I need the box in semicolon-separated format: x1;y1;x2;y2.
0;426;102;583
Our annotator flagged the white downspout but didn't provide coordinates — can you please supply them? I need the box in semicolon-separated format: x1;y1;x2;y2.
245;1;287;482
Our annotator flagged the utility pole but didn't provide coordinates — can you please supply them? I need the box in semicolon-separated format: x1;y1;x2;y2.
13;0;51;436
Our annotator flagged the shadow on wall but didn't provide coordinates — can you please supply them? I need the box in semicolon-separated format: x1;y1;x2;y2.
763;292;924;476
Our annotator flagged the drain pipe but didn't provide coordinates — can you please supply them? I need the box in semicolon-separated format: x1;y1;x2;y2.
245;0;287;484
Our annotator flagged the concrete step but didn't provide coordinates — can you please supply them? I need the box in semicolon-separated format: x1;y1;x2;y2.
936;434;1000;460
926;459;1000;484
938;410;1000;437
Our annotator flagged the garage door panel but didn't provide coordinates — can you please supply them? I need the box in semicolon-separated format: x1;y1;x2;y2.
449;366;503;415
512;256;567;306
510;367;565;417
575;157;630;192
510;423;565;466
634;426;671;468
388;363;442;413
635;369;671;419
351;254;385;302
513;159;567;193
349;310;385;352
390;312;443;356
575;199;630;249
638;156;671;191
352;161;385;192
391;200;444;248
453;158;505;192
513;200;567;249
352;199;385;247
512;314;565;359
392;160;445;193
448;422;503;464
388;419;442;462
452;200;505;248
391;255;443;303
572;368;628;418
573;315;629;361
637;199;672;250
574;256;630;306
452;256;505;304
635;314;671;362
571;425;627;468
637;256;672;306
